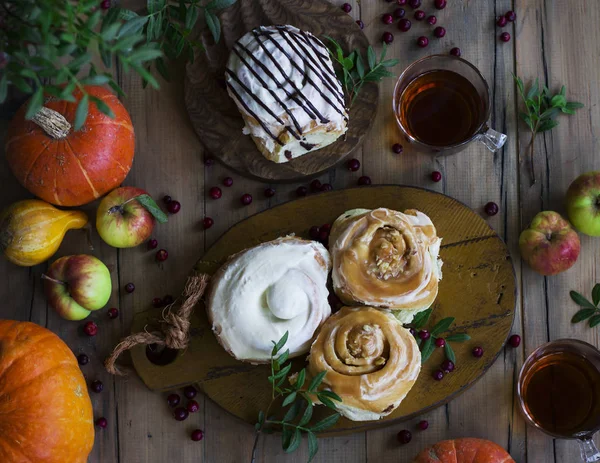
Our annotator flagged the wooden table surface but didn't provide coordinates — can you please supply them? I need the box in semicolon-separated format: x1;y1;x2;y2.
1;0;599;462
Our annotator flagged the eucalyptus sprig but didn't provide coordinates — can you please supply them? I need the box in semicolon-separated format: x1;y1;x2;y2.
326;38;399;106
251;331;342;463
514;75;584;185
570;285;600;328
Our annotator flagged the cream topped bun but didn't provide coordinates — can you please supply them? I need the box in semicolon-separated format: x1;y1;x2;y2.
225;25;348;163
207;237;331;363
330;208;443;323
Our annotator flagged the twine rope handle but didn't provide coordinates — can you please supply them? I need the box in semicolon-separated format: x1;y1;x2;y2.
105;273;210;376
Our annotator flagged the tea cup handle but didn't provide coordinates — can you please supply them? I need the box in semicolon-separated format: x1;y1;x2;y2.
477;125;507;153
578;437;600;462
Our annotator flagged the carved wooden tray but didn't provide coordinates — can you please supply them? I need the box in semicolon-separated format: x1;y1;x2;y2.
130;186;516;435
184;0;378;182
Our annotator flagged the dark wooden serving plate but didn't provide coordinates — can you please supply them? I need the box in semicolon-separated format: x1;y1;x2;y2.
184;0;379;182
130;186;516;435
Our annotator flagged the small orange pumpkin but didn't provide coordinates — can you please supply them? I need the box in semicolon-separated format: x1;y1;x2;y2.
0;320;94;462
6;86;135;206
413;438;515;463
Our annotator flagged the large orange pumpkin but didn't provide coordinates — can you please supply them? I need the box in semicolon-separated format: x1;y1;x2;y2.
0;320;94;462
6;86;135;207
413;438;515;463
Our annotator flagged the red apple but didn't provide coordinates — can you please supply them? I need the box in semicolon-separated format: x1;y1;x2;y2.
519;211;580;276
96;187;155;248
43;255;112;320
566;171;600;236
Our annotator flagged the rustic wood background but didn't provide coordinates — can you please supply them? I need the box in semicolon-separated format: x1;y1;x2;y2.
0;0;598;462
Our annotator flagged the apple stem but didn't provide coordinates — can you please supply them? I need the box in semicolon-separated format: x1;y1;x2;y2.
108;196;138;216
83;224;94;251
41;274;66;286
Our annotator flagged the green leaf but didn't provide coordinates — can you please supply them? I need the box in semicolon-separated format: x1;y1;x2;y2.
118;16;149;39
131;64;160;89
526;78;540;100
298;398;313;427
285;428;302;453
566;101;584;110
412;308;433;330
307;431;319;463
310;413;340;432
272;331;289;355
380;42;387;61
0;74;7;104
445;333;471;342
204;8;221;43
572;308;597;324
90;96;116;119
12;77;33;94
342;57;354;70
82;74;111;86
355;53;365;79
68;53;92;71
155;57;170;81
73;94;89;131
185;5;200;30
282;425;293;448
87;10;102;29
101;22;122;42
294;369;306;390
317;395;337;410
317;390;342;402
592;285;600;307
127;47;164;63
25;88;44;121
147;0;166;14
589;315;600;328
270;363;292;381
560;85;566;96
539;107;560;120
118;8;139;21
550;94;567;108
114;34;146;52
257;410;265;426
431;317;455;336
444;342;456;364
283;399;302;422
536;119;559;133
367;46;376;71
308;371;327;392
207;0;238;10
277;349;289;367
282;392;297;407
380;59;400;68
420;338;434;364
135;194;168;223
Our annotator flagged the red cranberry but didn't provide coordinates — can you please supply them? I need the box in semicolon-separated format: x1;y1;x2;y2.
434;0;446;8
147;238;158;250
173;407;189;421
397;0;407;4
152;297;163;308
434;26;446;38
435;337;446;348
500;32;511;42
441;359;455;373
77;353;89;365
431;171;442;182
209;186;222;200
321;224;331;233
187;400;200;413
382;32;394;44
450;47;461;57
100;0;111;10
394;8;406;19
398;18;412;31
509;334;521;348
166;200;181;214
203;217;214;229
184;386;197;399
497;15;508;27
382;13;394;25
414;10;425;20
90;380;103;393
163;195;172;204
125;282;135;293
296;186;308;197
427;15;437;25
83;321;98;337
318;230;329;243
418;420;429;430
309;226;321;240
240;193;253;206
156;249;168;262
417;36;429;47
409;327;417;336
95;417;108;428
418;330;430;340
191;429;204;441
472;346;484;358
341;2;351;13
310;179;322;192
358;176;371;186
408;0;421;8
107;308;119;319
392;143;403;154
397;429;412;444
356;20;364;29
222;177;233;187
204;157;214;167
484;201;499;216
505;10;516;22
264;187;276;198
163;295;174;305
167;394;181;407
432;369;444;381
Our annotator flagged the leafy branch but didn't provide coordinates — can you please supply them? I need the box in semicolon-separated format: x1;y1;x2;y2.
251;331;342;463
514;74;584;185
325;38;399;106
570;285;600;328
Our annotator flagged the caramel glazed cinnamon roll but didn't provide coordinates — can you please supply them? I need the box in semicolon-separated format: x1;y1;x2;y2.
330;208;443;324
308;306;421;421
206;237;331;364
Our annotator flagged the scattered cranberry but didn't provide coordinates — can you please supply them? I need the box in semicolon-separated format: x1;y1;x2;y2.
163;295;174;305
77;353;89;365
191;429;204;442
156;249;168;262
321;183;333;192
100;0;111;10
394;8;406;19
83;321;98;337
435;337;446;348
107;308;119;319
505;10;516;22
356;20;364;29
509;334;521;348
417;36;429;48
125;282;135;293
321;224;331;233
173;407;189;421
414;10;425;20
434;0;446;9
432;369;444;381
500;32;511;42
347;159;361;171
90;380;103;393
382;13;394;25
152;297;163;308
418;330;430;340
184;386;197;399
341;2;351;13
309;226;321;240
187;400;200;413
147;238;158;250
484;201;499;216
397;0;407;4
166;200;181;214
203;217;214;229
398;18;412;32
264;187;275;198
497;15;508;27
318;230;329;243
296;186;308;197
441;359;455;372
397;429;412;444
408;0;421;8
392;143;403;154
382;32;394;44
310;179;322;192
358;176;372;186
418;420;429;430
240;193;253;206
167;394;181;407
209;186;222;200
472;346;484;358
222;177;233;187
450;47;462;57
427;15;437;25
431;171;442;182
434;26;446;38
96;417;108;428
409;327;417;336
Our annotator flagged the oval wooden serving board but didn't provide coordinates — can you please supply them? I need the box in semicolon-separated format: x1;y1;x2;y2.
131;186;516;435
184;0;378;182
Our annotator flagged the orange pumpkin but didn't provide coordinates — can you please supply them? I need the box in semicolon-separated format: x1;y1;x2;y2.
413;438;515;463
0;320;94;462
6;86;135;207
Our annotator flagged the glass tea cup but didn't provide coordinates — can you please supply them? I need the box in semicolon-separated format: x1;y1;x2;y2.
393;55;507;155
517;339;600;462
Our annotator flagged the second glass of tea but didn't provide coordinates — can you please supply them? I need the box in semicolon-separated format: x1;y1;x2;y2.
393;55;507;154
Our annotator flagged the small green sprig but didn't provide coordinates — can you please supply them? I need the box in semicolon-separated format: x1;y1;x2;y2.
251;332;342;463
514;75;584;185
325;38;399;106
570;285;600;328
407;308;471;365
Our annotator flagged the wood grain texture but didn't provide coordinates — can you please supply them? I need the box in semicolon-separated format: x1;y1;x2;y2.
184;0;378;182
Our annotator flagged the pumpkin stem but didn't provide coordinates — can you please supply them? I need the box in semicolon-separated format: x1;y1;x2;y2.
32;107;71;139
41;273;66;286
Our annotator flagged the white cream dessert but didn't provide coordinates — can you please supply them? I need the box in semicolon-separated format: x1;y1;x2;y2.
330;208;443;323
225;25;349;163
206;237;331;363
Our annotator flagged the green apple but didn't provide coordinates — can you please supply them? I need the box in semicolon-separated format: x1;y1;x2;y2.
566;171;600;236
43;255;112;320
